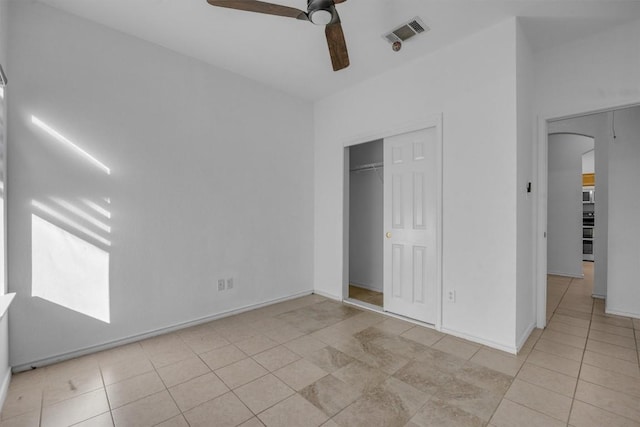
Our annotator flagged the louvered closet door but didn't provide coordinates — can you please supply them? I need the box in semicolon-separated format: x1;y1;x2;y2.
383;125;440;325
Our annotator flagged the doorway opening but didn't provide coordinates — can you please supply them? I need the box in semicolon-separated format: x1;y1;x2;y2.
347;139;384;309
537;103;640;326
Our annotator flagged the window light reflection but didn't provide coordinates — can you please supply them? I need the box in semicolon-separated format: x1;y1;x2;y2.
31;115;111;175
31;200;111;247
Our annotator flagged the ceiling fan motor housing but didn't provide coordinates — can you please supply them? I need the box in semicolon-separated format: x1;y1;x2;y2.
307;0;337;25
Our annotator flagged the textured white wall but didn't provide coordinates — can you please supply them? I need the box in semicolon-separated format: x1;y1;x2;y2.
315;19;520;351
516;22;536;346
607;106;640;318
6;1;314;368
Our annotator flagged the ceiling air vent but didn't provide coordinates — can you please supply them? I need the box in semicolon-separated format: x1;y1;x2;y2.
383;17;429;44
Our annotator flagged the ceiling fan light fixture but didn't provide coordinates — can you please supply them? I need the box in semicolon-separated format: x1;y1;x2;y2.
309;9;333;25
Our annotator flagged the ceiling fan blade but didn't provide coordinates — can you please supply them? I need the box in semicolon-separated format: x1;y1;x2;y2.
325;20;349;71
206;0;308;21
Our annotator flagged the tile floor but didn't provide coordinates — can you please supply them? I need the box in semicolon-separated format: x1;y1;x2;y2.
348;285;383;307
1;268;639;426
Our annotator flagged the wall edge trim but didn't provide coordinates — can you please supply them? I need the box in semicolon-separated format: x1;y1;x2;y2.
12;289;314;372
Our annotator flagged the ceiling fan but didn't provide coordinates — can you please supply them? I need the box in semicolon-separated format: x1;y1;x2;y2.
206;0;350;71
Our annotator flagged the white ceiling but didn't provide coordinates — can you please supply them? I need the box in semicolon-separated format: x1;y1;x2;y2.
37;0;640;100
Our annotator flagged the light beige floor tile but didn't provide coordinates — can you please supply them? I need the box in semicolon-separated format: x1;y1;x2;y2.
373;318;415;336
0;386;42;421
184;392;253;427
547;319;589;338
72;412;113;427
633;318;640;329
526;350;581;377
586;339;638;362
579;364;640;397
234;374;294;414
41;389;110;427
156;356;210;387
407;397;485;427
111;390;179;427
569;400;640;427
320;420;339;427
393;359;454;395
215;357;268;389
591;314;634;329
541;330;587;349
303;346;354;374
46;357;100;382
273;359;328;391
454;363;513;395
105;371;165;409
332;377;427;427
0;410;39;427
239;418;266;427
199;344;247;371
258;394;328;427
414;347;466;374
235;335;279;356
284;335;327;358
299;375;360;417
5;370;47;393
154;415;189;427
181;332;230;354
551;314;590;329
434;377;503;421
263;325;305;344
534;338;584;361
575;380;640;421
489;399;565;427
432;336;481;360
469;348;524;377
589;329;637;349
43;368;104;406
332;360;389;393
589;321;635;338
555;308;591;321
100;356;154;386
582;351;640;378
146;345;195;369
516;363;577;397
504;378;572;422
95;344;146;367
168;372;229;412
252;345;300;372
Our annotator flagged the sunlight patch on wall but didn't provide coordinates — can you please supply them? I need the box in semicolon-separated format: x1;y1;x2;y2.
31;214;110;323
31;115;111;175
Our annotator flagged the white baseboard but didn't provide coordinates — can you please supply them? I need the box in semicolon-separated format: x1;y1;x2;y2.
592;294;606;300
605;307;640;320
547;271;583;279
516;322;537;353
349;282;383;293
440;327;517;354
312;290;342;302
0;368;10;413
12;290;314;372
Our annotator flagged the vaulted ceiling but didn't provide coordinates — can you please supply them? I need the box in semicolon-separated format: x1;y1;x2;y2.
38;0;640;100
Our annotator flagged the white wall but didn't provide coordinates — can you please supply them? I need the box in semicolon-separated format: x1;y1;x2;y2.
0;0;9;408
348;140;383;292
547;114;610;297
547;134;594;277
7;1;314;368
315;19;521;351
515;23;536;346
607;106;640;318
582;150;594;174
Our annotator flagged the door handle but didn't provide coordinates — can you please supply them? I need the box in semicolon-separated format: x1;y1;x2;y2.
386;232;392;239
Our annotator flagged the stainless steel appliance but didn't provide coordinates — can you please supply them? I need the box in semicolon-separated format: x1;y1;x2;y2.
583;191;595;261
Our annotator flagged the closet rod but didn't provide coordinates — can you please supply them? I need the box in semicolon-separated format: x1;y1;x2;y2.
350;162;383;173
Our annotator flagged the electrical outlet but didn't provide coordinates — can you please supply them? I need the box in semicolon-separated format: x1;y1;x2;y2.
447;290;456;303
226;278;234;290
217;279;225;291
